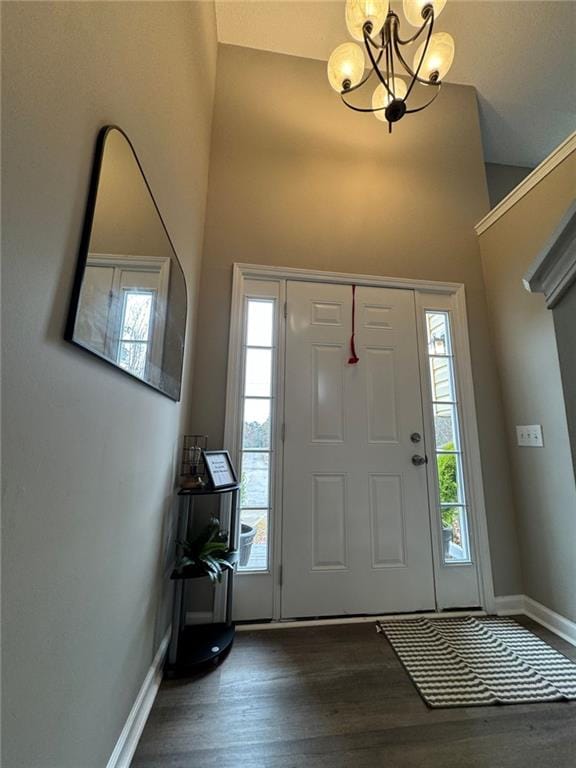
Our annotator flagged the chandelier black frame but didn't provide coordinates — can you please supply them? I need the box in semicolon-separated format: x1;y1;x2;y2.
340;4;442;132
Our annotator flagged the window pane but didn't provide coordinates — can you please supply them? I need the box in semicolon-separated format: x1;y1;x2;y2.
243;399;271;449
241;451;270;508
118;342;147;377
121;292;153;341
441;506;469;561
437;453;465;504
426;311;470;565
245;348;272;396
426;312;451;356
433;403;459;452
247;300;274;347
239;509;269;571
429;357;455;402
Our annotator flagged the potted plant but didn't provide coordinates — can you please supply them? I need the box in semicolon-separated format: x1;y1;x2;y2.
239;523;256;567
175;517;234;582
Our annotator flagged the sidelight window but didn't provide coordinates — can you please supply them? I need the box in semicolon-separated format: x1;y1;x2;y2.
425;311;471;563
238;298;276;571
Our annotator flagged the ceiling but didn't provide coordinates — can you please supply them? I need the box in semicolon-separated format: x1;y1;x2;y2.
215;1;576;168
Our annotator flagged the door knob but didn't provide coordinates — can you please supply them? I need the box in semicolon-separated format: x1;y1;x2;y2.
412;454;427;466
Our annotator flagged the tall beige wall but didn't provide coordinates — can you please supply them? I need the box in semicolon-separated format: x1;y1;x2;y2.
478;149;576;621
192;43;523;597
554;278;576;474
1;3;217;766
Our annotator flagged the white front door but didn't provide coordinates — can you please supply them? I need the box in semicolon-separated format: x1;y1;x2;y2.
281;281;435;618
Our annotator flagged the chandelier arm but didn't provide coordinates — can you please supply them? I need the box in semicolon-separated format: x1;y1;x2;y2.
340;94;387;114
386;27;394;101
393;19;439;89
362;27;387;51
392;9;435;46
360;13;393;51
363;25;395;98
389;20;396;89
403;85;442;114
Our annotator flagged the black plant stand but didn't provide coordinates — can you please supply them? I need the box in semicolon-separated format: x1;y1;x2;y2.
167;484;240;675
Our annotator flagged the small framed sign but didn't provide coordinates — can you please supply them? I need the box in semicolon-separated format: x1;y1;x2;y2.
203;450;238;490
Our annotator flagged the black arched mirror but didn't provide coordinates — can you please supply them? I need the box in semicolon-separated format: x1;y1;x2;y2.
65;126;187;401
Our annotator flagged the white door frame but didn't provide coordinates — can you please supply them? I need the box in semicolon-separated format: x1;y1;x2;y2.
224;263;496;618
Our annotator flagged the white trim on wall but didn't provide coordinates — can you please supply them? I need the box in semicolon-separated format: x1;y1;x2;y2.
231;263;462;295
105;628;170;768
415;290;496;613
524;596;576;648
223;275;286;621
475;131;576;236
523;200;576;308
224;263;496;618
493;594;525;616
452;288;496;614
495;595;576;648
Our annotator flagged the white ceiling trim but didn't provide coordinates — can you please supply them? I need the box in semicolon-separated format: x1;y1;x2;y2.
523;199;576;308
475;131;576;236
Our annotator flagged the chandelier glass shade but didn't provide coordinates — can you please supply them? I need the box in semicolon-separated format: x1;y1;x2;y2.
328;0;455;131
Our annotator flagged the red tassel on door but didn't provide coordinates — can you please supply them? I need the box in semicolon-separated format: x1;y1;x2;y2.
348;284;360;365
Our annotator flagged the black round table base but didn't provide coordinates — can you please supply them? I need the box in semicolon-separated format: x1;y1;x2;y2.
166;623;235;676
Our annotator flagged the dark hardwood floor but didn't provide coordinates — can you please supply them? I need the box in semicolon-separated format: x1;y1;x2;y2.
133;617;576;768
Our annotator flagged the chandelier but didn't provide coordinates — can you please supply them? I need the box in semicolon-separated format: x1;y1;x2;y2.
327;0;455;131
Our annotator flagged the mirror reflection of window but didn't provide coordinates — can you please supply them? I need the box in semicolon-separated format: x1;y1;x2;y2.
67;127;187;400
77;254;170;384
117;290;155;378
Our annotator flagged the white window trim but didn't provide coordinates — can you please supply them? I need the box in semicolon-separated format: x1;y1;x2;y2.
221;278;286;621
86;252;170;386
224;263;496;619
415;292;489;608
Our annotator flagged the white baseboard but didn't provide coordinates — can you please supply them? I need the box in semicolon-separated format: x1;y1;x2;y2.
493;594;525;616
106;628;171;768
523;596;576;648
495;594;576;648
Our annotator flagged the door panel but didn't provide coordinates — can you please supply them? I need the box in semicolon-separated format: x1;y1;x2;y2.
365;347;398;442
282;281;436;618
369;474;406;567
312;345;345;442
312;474;348;569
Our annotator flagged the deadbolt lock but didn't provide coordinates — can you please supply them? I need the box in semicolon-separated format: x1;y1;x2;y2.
410;432;422;443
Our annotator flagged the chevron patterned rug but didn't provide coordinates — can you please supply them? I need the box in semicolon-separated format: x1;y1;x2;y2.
377;616;576;708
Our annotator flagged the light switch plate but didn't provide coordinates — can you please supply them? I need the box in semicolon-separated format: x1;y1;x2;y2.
516;425;544;447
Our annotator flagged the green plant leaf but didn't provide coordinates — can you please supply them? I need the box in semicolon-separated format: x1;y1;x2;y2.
203;541;229;554
176;518;234;581
203;554;226;582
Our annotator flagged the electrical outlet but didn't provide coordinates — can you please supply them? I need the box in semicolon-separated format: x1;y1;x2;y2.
516;425;544;447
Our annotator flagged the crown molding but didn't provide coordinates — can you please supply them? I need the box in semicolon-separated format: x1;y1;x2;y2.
523;199;576;308
475;131;576;236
